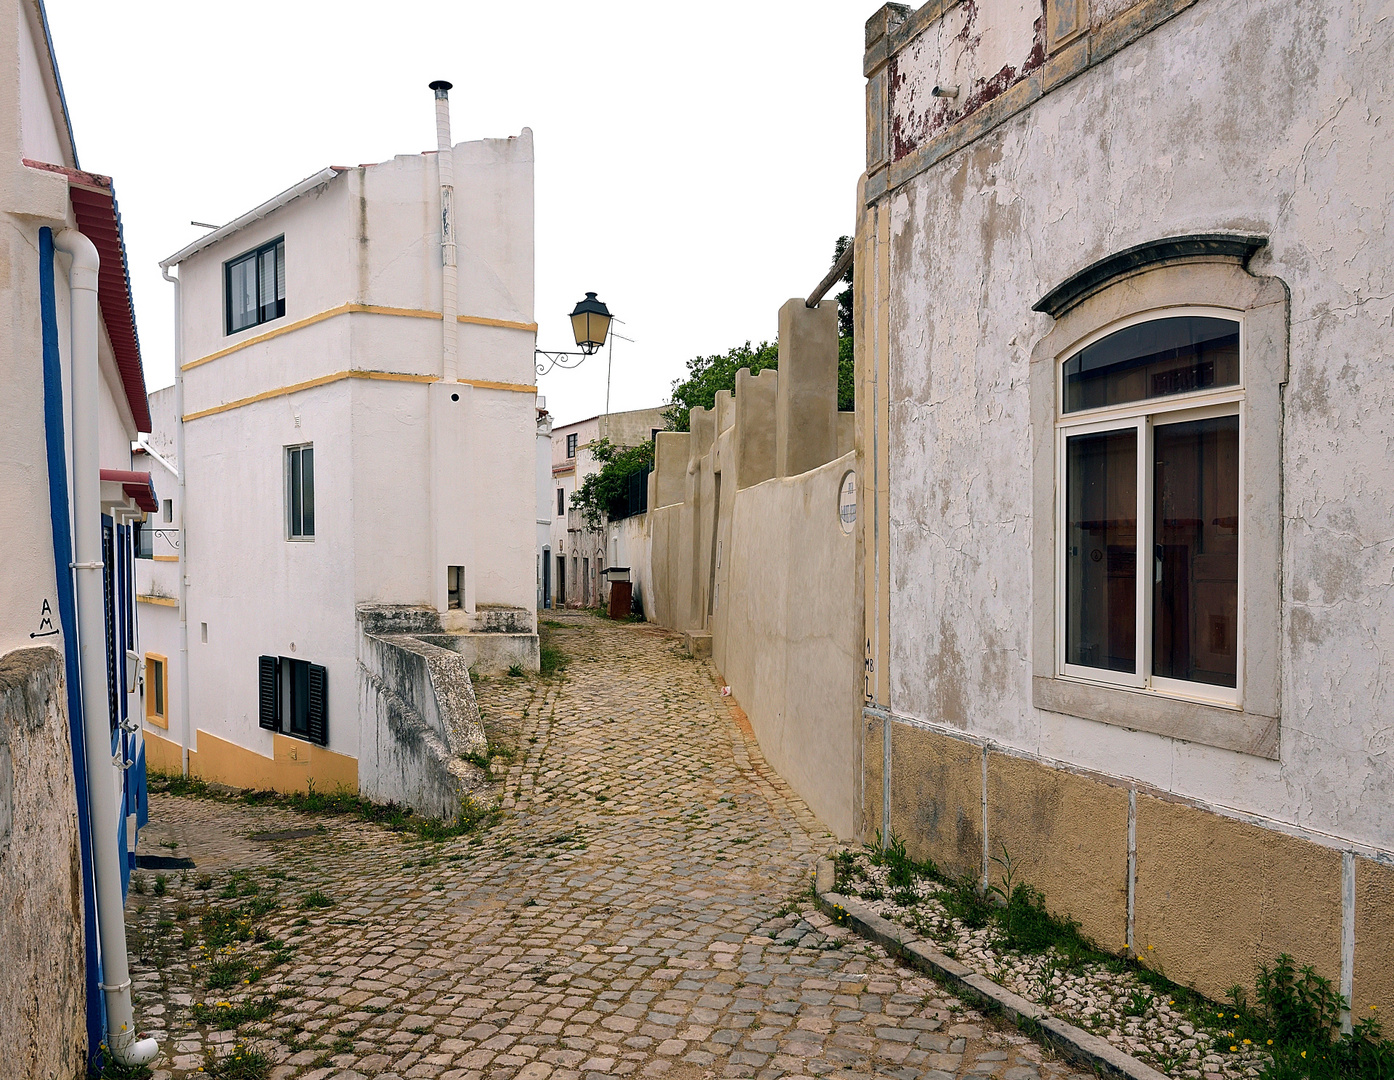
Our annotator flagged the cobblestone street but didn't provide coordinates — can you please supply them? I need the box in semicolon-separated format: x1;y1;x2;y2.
127;614;1088;1080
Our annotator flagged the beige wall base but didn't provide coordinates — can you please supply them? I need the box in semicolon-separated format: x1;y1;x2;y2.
874;718;1389;1012
144;728;358;794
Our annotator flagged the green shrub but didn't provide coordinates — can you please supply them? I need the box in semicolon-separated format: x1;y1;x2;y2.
1230;954;1394;1079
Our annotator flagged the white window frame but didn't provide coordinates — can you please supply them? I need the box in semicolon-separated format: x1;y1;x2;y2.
1053;306;1245;710
286;443;315;541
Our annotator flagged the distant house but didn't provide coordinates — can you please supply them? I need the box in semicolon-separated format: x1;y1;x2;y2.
1;0;159;1070
549;407;666;609
150;106;540;812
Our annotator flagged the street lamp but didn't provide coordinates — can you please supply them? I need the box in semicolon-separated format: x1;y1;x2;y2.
536;292;613;375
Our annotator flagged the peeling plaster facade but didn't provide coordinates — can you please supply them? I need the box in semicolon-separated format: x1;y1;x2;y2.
858;0;1394;1008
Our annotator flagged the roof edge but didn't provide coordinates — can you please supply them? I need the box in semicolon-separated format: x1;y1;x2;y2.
160;167;345;268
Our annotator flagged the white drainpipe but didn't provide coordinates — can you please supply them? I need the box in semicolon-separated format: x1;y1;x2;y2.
160;264;191;777
55;227;160;1068
431;79;458;382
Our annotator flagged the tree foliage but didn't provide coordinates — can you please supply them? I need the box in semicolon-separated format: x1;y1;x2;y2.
664;238;855;432
569;437;654;530
662;341;779;432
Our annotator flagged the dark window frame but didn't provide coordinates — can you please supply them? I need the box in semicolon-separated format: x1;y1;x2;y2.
566;433;577;458
225;236;285;336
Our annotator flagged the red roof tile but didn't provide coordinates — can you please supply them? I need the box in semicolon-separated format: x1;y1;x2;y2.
23;159;151;432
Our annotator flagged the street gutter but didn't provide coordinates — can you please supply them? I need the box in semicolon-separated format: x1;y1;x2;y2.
813;857;1171;1080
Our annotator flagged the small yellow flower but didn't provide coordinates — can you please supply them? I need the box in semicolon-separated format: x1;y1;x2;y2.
1302;1050;1307;1059
1230;1046;1238;1052
1148;944;1155;951
1267;1040;1273;1045
1243;1039;1251;1045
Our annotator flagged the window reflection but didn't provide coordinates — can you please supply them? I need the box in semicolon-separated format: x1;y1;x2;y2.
1064;317;1239;413
1153;416;1239;687
1065;428;1137;673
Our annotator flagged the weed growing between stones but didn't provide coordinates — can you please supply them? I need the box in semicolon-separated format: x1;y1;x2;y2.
149;772;504;842
834;842;1290;1079
539;620;570;677
201;1042;271;1079
90;1046;154;1079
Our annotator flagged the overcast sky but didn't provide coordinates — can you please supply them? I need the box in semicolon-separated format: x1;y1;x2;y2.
44;1;869;427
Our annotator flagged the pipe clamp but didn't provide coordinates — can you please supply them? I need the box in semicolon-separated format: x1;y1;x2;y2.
71;560;105;569
98;978;132;993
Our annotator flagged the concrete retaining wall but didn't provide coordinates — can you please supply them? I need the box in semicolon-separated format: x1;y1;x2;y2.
357;631;485;819
0;646;85;1080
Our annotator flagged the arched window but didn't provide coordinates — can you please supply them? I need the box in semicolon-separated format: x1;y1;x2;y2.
1057;311;1242;703
1028;241;1286;758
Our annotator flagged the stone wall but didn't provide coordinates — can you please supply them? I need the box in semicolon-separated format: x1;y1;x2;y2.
0;646;85;1080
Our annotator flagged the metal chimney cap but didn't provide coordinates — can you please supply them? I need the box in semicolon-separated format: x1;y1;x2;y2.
429;80;453;96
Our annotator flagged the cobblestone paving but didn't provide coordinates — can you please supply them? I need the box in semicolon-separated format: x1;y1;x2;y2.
127;613;1092;1080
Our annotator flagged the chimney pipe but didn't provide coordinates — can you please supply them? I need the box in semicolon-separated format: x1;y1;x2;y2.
431;80;458;382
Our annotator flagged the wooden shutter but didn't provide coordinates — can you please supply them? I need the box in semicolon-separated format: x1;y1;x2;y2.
258;655;279;731
307;664;328;746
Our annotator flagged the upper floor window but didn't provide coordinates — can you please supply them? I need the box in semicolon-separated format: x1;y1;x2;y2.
286;444;315;540
566;433;578;458
557;488;565;516
1057;311;1242;704
134;519;153;559
226;237;285;335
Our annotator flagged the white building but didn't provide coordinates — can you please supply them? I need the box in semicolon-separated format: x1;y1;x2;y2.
150;90;540;809
548;407;666;609
1;0;161;1068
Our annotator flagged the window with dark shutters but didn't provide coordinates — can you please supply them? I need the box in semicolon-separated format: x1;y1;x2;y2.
258;655;280;731
307;664;328;746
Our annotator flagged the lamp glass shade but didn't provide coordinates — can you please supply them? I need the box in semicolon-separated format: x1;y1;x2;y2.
569;292;612;352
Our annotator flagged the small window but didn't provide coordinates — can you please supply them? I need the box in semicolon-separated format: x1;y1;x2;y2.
557;488;565;516
134;520;154;559
566;433;577;458
163;499;173;524
258;655;327;746
226;237;285;335
447;566;463;609
1058;312;1242;703
286;444;315;540
145;653;168;728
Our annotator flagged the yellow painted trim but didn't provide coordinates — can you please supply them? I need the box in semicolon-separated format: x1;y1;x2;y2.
182;303;534;371
138;594;178;607
457;313;538;333
152;554;179;562
144;652;169;728
184;369;537;422
143;728;185;774
180;728;358;794
461;378;539;393
183;369;435;422
181;303;440;371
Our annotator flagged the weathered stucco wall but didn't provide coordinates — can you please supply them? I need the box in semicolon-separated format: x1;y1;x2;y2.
863;0;1394;1009
718;453;861;839
647;301;861;839
0;647;85;1080
878;0;1394;856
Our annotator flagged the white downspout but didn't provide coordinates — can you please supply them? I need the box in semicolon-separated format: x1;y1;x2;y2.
56;227;159;1067
160;264;191;778
432;79;458;382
